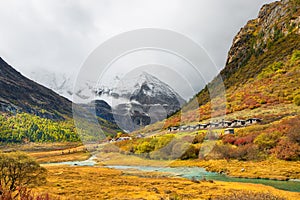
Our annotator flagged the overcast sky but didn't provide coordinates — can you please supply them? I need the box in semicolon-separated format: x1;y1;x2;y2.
0;0;276;100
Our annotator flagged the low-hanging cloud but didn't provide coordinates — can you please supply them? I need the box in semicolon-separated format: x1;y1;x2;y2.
0;0;275;100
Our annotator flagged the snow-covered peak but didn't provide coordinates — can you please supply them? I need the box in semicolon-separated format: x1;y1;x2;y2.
24;68;75;101
96;71;186;107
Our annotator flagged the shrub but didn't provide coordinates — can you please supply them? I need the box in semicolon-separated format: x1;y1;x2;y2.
257;61;284;79
254;132;281;150
179;144;198;160
210;144;234;160
293;95;300;106
222;134;236;145
0;186;55;200
154;134;175;150
149;150;169;160
287;126;300;144
234;134;257;146
192;133;206;144
136;141;155;154
101;144;120;153
290;50;300;64
0;152;46;192
181;135;194;143
233;144;262;161
271;139;300;161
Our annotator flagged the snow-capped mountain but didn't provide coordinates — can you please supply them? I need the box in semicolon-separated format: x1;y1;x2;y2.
95;72;185;107
94;72;186;132
25;69;75;101
26;69;186;132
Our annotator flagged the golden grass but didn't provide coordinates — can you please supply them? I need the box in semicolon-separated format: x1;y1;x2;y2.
171;158;300;181
95;152;300;181
0;142;83;152
95;152;171;167
35;152;91;163
34;165;300;200
28;145;91;163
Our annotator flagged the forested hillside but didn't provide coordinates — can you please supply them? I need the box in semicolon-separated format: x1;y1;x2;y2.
0;57;122;143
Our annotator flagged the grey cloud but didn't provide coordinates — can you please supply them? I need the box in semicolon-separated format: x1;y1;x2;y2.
0;0;276;99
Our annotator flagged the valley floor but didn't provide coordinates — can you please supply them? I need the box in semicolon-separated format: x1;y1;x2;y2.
35;165;300;200
2;143;300;199
95;152;300;181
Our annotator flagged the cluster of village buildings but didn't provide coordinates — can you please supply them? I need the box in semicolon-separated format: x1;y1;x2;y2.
108;118;262;143
167;118;262;132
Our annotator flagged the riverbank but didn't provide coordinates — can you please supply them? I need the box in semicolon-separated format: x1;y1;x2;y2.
95;152;300;181
171;158;300;181
4;146;299;198
35;165;300;200
3;142;300;182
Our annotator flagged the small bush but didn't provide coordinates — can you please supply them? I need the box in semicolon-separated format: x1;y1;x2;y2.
192;133;206;144
254;132;281;150
210;144;234;160
101;144;120;153
257;61;284;79
271;139;300;161
222;134;236;145
233;144;262;161
234;134;257;146
293;95;300;106
290;50;300;64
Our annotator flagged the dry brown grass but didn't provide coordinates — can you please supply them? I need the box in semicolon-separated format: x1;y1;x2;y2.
34;165;300;200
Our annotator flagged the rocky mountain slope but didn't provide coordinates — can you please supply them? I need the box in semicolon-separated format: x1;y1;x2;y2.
136;0;300;133
127;0;300;163
26;69;186;132
0;57;72;120
96;72;185;107
0;58;122;142
92;72;186;132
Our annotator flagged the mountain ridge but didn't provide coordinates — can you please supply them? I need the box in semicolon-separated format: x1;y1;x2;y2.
134;0;300;133
0;57;72;120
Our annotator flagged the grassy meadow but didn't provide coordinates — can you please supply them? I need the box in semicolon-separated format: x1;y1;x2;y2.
35;165;300;200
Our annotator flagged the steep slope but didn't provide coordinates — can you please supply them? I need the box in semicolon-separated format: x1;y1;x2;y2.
126;0;300;162
136;0;300;132
0;57;72;120
26;69;75;101
0;58;122;143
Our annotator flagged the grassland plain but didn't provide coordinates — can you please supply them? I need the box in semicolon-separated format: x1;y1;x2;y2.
35;165;300;200
2;143;300;199
95;152;300;181
18;141;300;181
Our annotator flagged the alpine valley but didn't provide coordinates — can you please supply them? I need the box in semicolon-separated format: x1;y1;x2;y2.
1;0;300;199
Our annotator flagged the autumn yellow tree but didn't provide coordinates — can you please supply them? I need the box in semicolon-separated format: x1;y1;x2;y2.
0;152;46;193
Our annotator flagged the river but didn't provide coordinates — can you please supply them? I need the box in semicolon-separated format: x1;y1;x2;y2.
47;157;300;192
